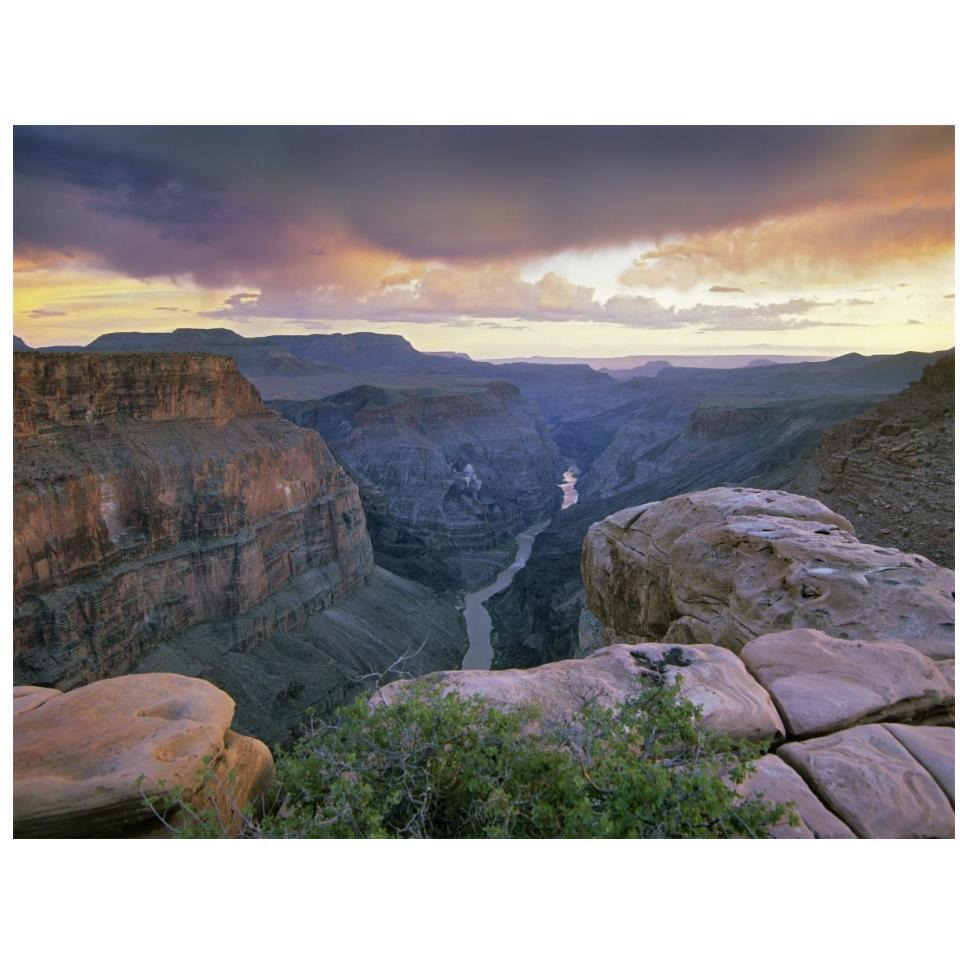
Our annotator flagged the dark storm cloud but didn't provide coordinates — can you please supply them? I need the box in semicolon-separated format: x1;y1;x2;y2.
13;125;954;289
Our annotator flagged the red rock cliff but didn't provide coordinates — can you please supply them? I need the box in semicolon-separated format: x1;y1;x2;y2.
14;352;374;690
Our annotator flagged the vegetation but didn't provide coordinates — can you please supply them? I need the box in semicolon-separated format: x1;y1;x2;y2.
147;669;793;839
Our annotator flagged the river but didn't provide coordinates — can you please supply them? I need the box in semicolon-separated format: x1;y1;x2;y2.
460;466;579;669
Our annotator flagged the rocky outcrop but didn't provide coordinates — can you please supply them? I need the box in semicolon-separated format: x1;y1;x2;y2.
376;642;784;742
574;487;955;838
272;382;561;589
791;352;955;567
740;630;953;737
733;755;855;839
13;673;274;838
777;724;954;839
14;353;374;695
582;487;954;659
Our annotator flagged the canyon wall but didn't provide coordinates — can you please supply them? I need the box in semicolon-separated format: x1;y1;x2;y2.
791;351;954;567
272;381;562;589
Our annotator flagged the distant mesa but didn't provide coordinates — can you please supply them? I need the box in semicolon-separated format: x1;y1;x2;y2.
13;335;33;352
747;358;776;367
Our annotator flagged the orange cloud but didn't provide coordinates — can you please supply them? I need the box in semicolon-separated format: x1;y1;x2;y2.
620;199;954;290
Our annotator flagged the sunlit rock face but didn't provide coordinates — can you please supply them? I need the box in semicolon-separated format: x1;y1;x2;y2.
13;673;275;838
13;352;374;692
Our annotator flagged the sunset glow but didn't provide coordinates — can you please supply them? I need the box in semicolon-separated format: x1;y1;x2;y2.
13;126;955;356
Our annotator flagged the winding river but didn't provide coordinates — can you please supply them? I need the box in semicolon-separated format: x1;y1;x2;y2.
460;466;579;669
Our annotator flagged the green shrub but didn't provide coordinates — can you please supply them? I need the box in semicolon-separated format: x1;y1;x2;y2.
153;674;793;839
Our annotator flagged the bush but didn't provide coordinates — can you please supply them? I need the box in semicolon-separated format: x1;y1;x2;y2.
154;674;793;839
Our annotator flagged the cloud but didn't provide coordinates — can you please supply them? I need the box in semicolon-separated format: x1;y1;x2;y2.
945;293;955;299
620;200;954;290
709;285;745;293
27;308;67;318
906;318;924;325
200;263;855;334
14;126;954;298
154;306;190;312
843;298;874;306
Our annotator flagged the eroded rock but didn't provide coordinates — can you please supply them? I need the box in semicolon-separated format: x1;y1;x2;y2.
778;724;954;838
741;629;953;737
734;754;855;839
376;642;784;742
883;723;955;804
13;673;274;838
582;487;854;641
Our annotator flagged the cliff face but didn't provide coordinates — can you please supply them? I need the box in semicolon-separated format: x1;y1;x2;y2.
791;352;954;567
14;353;374;695
272;381;562;589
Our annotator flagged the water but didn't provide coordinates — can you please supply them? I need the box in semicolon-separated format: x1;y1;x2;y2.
559;464;579;509
460;519;551;669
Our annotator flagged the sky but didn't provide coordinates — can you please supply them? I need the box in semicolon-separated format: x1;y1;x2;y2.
12;126;955;357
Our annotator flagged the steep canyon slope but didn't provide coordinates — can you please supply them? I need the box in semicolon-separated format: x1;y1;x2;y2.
13;353;465;743
790;351;954;566
271;381;562;590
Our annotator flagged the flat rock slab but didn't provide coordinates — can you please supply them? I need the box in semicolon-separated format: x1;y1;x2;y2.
377;642;784;742
884;723;955;805
741;630;953;737
778;724;954;839
735;754;855;838
669;515;954;659
14;673;274;838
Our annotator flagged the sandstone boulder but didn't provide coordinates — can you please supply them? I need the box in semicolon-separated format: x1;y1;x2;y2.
13;673;274;838
741;630;953;737
376;643;784;742
668;515;953;658
581;487;853;640
778;724;954;838
734;754;855;839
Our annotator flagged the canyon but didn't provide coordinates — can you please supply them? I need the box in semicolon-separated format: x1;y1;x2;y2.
13;352;465;744
10;334;955;838
271;381;561;590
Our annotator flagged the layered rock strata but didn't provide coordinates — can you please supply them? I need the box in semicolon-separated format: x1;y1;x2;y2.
14;353;374;693
791;351;954;566
272;382;561;589
13;673;274;838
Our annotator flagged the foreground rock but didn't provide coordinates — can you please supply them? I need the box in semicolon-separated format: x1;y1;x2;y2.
578;487;955;838
734;755;855;839
582;488;853;642
582;487;954;660
13;673;274;838
376;643;784;742
884;723;955;804
741;630;953;737
778;724;954;839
